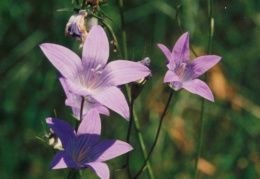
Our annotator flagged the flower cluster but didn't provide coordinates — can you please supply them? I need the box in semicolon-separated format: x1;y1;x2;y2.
40;6;221;179
40;25;151;178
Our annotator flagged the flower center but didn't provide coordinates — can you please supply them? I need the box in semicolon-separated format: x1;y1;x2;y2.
72;145;90;165
81;64;103;92
176;63;186;78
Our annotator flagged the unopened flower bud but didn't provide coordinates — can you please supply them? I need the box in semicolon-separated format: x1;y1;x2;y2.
65;10;88;47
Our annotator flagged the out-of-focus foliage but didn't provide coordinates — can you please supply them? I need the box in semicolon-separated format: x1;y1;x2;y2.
1;0;260;178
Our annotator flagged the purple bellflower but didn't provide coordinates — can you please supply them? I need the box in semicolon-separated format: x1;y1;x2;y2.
40;25;151;120
46;109;133;179
158;32;221;102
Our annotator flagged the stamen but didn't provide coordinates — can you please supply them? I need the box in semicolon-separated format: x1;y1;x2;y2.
177;63;186;77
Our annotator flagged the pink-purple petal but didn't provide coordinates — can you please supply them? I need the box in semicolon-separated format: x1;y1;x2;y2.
157;44;174;68
95;60;151;88
172;32;190;65
46;118;76;150
82;25;109;70
164;70;182;83
84;162;109;179
188;55;222;79
183;79;214;102
40;43;82;79
88;140;133;162
50;151;78;169
92;87;129;120
77;109;101;146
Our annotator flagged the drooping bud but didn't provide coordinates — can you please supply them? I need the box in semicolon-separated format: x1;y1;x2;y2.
135;57;152;83
65;10;88;47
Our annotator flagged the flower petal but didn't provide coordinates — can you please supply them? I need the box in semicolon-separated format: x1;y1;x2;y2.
88;140;133;162
50;151;78;169
40;43;82;79
183;79;214;102
164;70;182;83
77;109;101;146
172;32;190;65
93;60;151;89
46;118;76;150
92;86;129;120
84;162;109;179
188;55;222;79
82;25;109;70
157;44;174;69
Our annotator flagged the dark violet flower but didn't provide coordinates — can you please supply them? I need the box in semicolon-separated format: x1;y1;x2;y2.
46;109;133;179
40;25;151;119
158;32;221;102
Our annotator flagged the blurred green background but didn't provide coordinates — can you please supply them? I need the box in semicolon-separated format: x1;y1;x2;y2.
1;0;260;178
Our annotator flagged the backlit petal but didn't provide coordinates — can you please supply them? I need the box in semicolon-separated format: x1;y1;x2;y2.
164;70;182;83
88;140;133;162
82;25;109;70
183;79;214;102
95;60;151;88
40;43;82;79
92;86;129;120
157;44;174;69
188;55;222;79
172;32;190;65
84;162;109;179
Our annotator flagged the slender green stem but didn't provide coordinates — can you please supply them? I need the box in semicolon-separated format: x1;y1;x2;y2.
119;0;128;59
193;0;214;178
126;95;135;178
75;97;84;132
125;85;154;179
134;90;174;179
100;19;122;59
118;1;153;178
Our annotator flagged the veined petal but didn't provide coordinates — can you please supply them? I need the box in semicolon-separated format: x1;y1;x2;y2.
88;140;133;162
95;60;151;88
97;105;110;116
50;151;78;169
82;25;109;70
157;44;174;69
172;32;190;65
84;162;109;179
46;118;76;150
92;86;129;120
164;70;182;83
183;79;214;102
77;109;101;146
40;43;82;79
66;78;91;97
188;55;222;79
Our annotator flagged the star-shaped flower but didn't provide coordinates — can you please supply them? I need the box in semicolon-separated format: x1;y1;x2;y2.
158;32;221;101
40;25;151;119
46;109;133;179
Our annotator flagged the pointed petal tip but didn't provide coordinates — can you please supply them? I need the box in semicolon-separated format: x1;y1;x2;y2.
46;117;53;124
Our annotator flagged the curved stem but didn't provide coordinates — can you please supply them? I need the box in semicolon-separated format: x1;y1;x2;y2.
75;97;84;132
193;0;214;178
126;95;135;178
134;90;174;178
119;0;128;59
